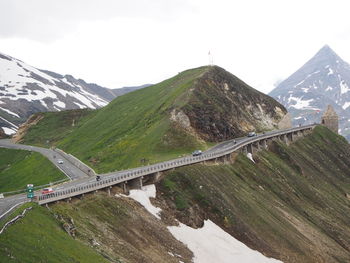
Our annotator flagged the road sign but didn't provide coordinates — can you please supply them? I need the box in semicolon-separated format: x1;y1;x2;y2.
27;184;34;199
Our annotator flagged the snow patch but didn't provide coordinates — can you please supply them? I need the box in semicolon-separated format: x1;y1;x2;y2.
342;102;350;110
294;70;320;87
2;127;16;135
288;96;315;110
294;116;303;120
122;184;281;263
53;100;66;109
301;88;309;93
0;116;18;129
0;54;108;111
340;80;350;94
325;86;333;91
168;220;282;263
0;107;19;118
126;185;162;219
247;153;255;163
327;67;334;75
73;102;87;109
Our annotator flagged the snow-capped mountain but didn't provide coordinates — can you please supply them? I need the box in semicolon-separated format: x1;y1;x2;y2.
0;52;147;135
269;45;350;140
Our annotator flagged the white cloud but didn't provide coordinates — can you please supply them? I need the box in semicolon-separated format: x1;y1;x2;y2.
1;0;350;94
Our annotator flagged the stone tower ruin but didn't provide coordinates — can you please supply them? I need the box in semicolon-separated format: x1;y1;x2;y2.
321;105;338;134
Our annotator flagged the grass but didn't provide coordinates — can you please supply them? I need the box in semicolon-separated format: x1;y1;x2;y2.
0;203;109;263
0;148;66;193
22;67;211;173
3;126;350;262
18;109;93;147
158;126;350;262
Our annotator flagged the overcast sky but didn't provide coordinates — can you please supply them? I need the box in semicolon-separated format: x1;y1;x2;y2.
1;0;350;94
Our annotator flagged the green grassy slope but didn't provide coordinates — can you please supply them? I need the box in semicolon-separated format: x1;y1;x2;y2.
22;67;209;172
0;148;66;193
158;126;350;262
18;109;93;147
0;194;193;263
0;203;109;263
5;126;350;263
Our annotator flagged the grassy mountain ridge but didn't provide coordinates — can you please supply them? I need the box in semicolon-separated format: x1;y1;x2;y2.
19;65;288;173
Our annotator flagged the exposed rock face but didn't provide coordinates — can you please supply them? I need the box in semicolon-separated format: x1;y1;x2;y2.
0;127;5;138
278;113;292;129
12;114;44;143
178;66;289;142
170;109;193;132
321;105;339;133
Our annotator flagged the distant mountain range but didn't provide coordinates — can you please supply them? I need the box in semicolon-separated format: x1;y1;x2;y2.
269;45;350;140
0;52;148;135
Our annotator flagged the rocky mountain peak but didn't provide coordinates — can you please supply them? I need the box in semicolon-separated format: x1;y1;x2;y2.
314;45;340;62
303;45;347;73
269;45;350;140
179;66;290;142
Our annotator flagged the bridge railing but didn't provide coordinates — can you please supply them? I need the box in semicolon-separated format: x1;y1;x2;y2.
37;124;316;204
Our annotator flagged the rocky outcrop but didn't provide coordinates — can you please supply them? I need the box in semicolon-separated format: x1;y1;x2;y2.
12;114;44;143
0;127;5;138
278;112;292;129
177;66;289;142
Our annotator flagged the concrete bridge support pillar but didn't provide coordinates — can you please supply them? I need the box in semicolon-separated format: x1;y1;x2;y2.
247;144;253;154
147;172;162;184
107;186;112;196
229;152;238;163
291;132;296;139
254;142;260;152
224;155;230;164
121;182;128;195
129;177;143;190
287;133;293;142
263;139;268;149
281;134;289;145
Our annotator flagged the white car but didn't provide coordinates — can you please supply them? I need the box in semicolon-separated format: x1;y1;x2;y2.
247;132;257;137
192;150;203;156
57;159;64;164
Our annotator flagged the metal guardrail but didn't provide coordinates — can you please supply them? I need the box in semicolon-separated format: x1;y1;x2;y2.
37;124;316;204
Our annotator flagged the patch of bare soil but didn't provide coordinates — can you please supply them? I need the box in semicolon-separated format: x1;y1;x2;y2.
12;114;43;143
